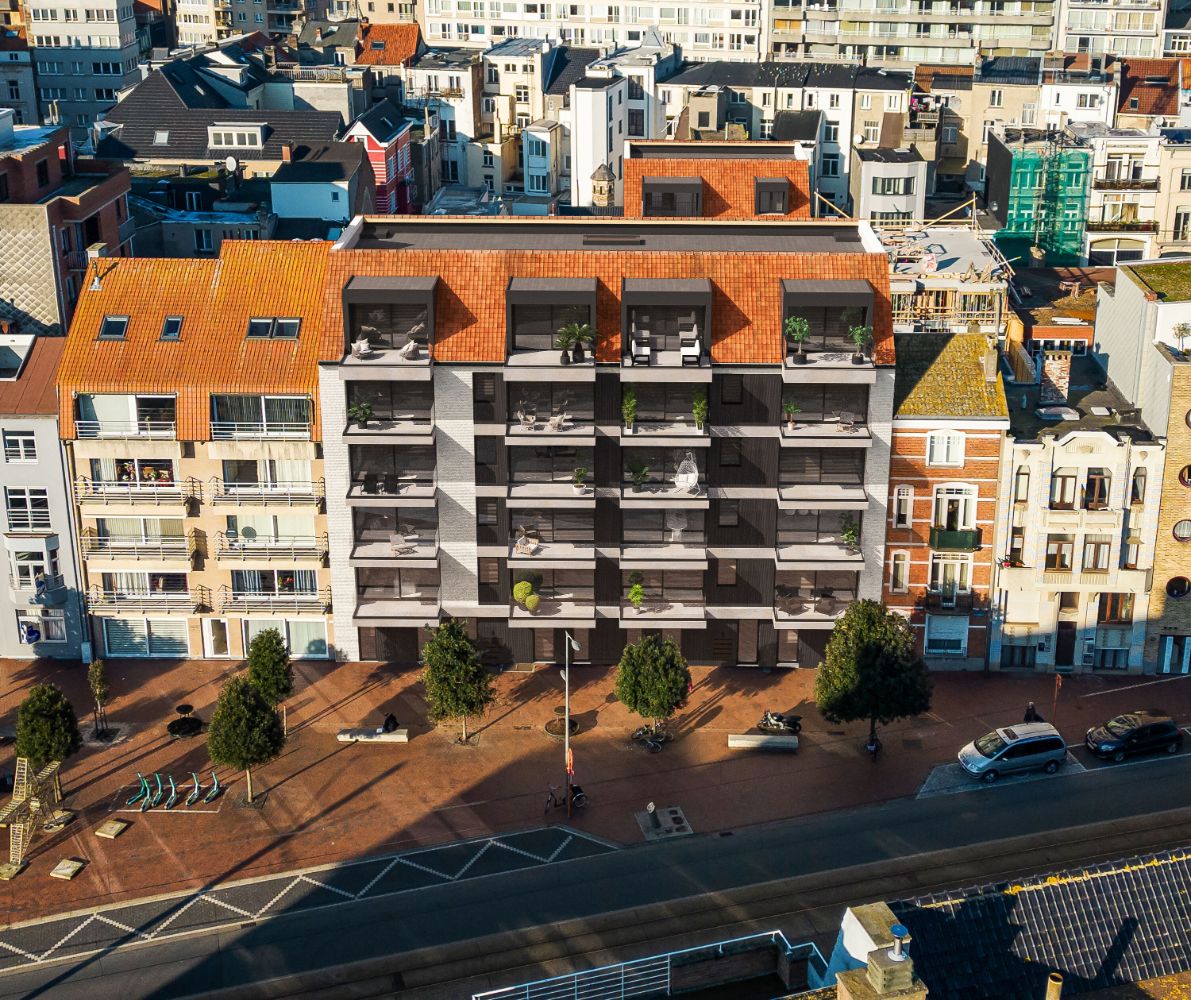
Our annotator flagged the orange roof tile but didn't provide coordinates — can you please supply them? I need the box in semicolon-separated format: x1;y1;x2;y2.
0;337;64;416
1118;59;1181;117
57;242;332;440
356;22;421;66
623;156;812;220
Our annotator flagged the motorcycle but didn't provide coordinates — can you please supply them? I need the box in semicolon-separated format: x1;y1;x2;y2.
758;710;802;734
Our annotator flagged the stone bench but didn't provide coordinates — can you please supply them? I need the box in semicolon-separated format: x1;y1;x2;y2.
727;732;799;751
337;727;410;744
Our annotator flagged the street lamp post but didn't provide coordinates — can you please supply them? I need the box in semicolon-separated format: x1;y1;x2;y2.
562;631;580;817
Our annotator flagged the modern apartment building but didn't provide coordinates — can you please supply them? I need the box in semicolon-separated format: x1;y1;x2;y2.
883;333;1008;669
0;334;85;659
990;348;1163;674
57;243;335;660
318;215;893;668
1094;259;1191;674
1055;0;1167;59
27;0;140;139
0;26;36;125
0;110;134;335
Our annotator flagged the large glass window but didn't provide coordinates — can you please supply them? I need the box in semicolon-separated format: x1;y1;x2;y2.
510;303;588;351
90;457;176;484
777;510;853;545
508;510;593;542
622;509;706;545
4;488;49;530
779;449;864;485
933;485;977;530
782;385;868;423
929;554;971;598
357;566;440;601
346;382;433;422
622;448;705;486
621;569;703;605
626;305;703;352
782;305;866;352
511;446;592;483
231;569;317;595
349;303;429;351
510;384;593;423
350;445;436;485
353;508;437;544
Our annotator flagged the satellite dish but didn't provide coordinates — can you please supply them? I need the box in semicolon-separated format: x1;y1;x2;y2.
225;155;239;172
854;133;866;145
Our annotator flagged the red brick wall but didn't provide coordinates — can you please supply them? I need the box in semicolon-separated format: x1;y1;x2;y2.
0;124;72;203
623;158;812;219
882;426;1005;665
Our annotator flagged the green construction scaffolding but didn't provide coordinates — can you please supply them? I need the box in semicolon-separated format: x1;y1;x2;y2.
994;142;1089;267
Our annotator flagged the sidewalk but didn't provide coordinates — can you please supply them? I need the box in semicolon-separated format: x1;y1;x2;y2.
2;655;1190;926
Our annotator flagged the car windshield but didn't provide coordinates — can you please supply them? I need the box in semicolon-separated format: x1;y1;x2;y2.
974;731;1007;758
1105;715;1138;737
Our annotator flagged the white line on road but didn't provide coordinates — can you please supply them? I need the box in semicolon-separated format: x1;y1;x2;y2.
1079;674;1191;697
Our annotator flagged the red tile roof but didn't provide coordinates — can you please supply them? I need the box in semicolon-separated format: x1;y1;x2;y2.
623;155;812;220
1118;59;1182;117
356;22;421;66
57;242;333;440
0;337;64;416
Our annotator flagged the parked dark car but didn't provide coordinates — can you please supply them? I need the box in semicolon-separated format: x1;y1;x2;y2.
1085;711;1183;763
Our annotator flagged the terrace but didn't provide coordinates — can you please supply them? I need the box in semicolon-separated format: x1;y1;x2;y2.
340;278;436;381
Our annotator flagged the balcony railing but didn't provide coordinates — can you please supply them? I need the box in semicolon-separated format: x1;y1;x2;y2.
75;477;198;505
218;586;331;613
9;573;67;605
1085;219;1159;233
86;586;207;612
915;589;982;612
209;479;325;505
929;527;981;551
4;511;52;532
209;421;311;441
215;532;328;561
1092;176;1159;191
75;419;176;439
81;529;196;560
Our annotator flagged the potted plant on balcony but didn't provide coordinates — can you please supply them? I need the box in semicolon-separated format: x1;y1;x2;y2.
628;462;650;493
848;324;871;366
840;514;860;552
560;321;596;364
622;387;637;434
692;388;708;432
784;314;811;365
783;401;801;431
572;467;589;495
347;402;373;429
513;579;540;613
554;326;577;366
627;581;646;613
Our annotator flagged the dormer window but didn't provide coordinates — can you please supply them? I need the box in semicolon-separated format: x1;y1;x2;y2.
209;124;264;149
153;130;169;145
98;315;128;340
160;316;183;340
246;317;301;339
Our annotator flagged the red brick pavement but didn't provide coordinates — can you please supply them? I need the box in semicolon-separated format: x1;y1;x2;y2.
2;656;1191;926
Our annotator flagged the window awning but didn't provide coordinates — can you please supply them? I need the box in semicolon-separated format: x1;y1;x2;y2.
622;277;713;306
343;275;438;303
782;279;873;307
642;176;703;192
506;277;597;305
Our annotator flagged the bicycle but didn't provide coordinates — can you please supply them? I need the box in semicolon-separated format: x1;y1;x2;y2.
545;783;587;815
631;723;673;743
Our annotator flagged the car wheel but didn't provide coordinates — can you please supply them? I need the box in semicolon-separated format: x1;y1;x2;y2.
1167;742;1180;754
1112;750;1126;763
982;770;999;784
1044;759;1060;775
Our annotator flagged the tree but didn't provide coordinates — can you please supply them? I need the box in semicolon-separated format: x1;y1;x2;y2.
15;683;82;771
614;634;691;726
420;618;495;742
87;659;111;738
206;676;285;803
814;600;932;750
246;628;293;707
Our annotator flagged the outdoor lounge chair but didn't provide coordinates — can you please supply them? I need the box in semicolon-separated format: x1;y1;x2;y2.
632;339;651;366
383;473;402;495
361;473;380;494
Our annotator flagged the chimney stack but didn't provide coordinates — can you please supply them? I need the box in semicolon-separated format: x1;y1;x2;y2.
982;333;999;383
1040;349;1072;405
1046;973;1063;1000
281;142;293;163
835;908;928;1000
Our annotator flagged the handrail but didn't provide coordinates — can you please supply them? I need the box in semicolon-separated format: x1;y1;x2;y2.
4;511;52;531
215;532;329;560
86;586;206;611
81;528;196;559
218;586;331;613
209;478;325;504
209;421;311;440
74;476;199;503
75;419;176;439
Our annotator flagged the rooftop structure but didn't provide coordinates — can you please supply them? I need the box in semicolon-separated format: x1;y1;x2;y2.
893;333;1008;421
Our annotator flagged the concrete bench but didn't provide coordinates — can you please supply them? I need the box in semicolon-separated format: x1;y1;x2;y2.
728;732;799;751
337;727;410;744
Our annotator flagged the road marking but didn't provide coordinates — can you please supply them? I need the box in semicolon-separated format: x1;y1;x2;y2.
1078;673;1191;697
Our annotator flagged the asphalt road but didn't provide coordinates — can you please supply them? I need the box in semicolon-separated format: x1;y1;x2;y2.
5;751;1191;1000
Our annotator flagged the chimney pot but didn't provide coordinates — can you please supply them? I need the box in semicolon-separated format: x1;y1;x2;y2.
1046;972;1063;1000
281;142;293;162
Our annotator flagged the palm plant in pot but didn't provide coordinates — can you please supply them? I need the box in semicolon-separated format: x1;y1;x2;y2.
347;402;373;429
628;461;650;493
692;388;709;432
848;324;871;366
627;571;646;612
784;314;811;365
560;321;596;364
554;326;577;366
840;514;860;552
621;387;638;434
783;401;801;431
572;467;588;495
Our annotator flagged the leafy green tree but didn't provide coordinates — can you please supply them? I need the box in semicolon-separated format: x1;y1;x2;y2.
420;618;496;742
87;659;111;738
15;683;82;770
614;634;691;726
814;600;932;749
246;628;293;707
206;676;285;803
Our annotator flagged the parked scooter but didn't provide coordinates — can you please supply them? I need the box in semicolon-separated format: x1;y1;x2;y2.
758;710;802;734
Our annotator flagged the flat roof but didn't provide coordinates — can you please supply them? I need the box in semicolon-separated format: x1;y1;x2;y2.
1008;354;1151;440
1123;259;1191;302
628;140;801;161
0;122;61;155
856;146;922;164
878;226;1005;280
353;217;867;254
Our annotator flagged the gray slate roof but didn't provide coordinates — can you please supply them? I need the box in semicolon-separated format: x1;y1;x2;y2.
545;47;601;95
297;19;359;49
98;64;343;161
771;110;823;142
354;99;410;143
271;141;366;183
889;847;1191;1000
662;61;911;92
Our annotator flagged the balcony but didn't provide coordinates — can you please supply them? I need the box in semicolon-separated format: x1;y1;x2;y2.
343;416;434;446
210;479;325;506
507;536;597;569
780;420;871;448
341;278;436;381
509;595;595;628
118;215;136;244
915;589;982;613
620;595;707;628
347;476;436;506
218;587;330;614
75;419;176;439
777;483;869;511
350;530;439;567
81;529;197;563
8;574;67;607
86;586;207;614
1092;175;1159;191
215;532;328;563
4;511;52;533
354;593;441;627
75;477;197;508
774;590;852;628
210;421;311;441
620;539;709;569
775;542;864;569
1084;218;1158;233
620;284;713;380
929;527;981;551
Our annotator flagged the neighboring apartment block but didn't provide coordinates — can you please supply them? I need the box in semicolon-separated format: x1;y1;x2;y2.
0;26;37;126
0;334;85;659
0;110;134;336
1094;259;1191;674
57;243;334;660
1055;0;1168;59
317;215;893;668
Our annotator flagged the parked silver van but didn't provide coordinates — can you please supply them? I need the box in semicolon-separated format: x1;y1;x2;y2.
957;723;1067;783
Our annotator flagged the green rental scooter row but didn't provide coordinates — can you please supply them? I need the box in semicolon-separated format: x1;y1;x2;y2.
126;771;222;811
